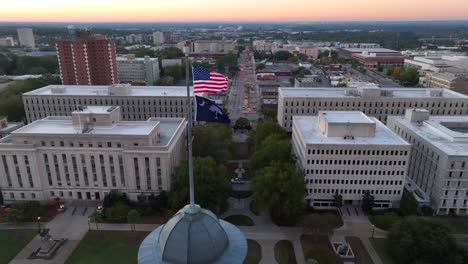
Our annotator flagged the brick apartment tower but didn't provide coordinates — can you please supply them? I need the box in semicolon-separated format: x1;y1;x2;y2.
56;30;119;85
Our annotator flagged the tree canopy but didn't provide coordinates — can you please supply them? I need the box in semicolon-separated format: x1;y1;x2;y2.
250;134;293;172
388;217;468;264
248;120;288;149
252;162;306;225
193;123;232;163
170;157;231;214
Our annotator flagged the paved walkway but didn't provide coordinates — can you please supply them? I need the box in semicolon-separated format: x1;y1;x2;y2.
10;206;94;264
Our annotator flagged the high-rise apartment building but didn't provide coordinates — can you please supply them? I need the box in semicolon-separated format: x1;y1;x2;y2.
278;87;468;131
292;111;410;209
0;37;15;47
0;106;187;203
23;84;192;123
17;28;35;48
153;31;164;46
56;30;119;85
388;109;468;215
117;55;160;85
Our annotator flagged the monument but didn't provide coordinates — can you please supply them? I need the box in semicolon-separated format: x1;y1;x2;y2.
29;227;67;259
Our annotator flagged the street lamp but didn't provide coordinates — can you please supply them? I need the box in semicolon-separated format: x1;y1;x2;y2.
87;217;91;230
37;216;41;232
371;224;375;238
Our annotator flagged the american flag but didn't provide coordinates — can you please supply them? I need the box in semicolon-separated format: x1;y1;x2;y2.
192;66;229;94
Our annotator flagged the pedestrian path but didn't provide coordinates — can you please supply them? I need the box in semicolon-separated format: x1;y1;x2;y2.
10;206;94;264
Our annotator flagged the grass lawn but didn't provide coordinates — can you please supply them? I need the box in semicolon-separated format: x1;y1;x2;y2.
231;190;253;199
370;238;396;264
301;210;343;234
244;239;262;264
224;214;254;226
346;236;373;264
274;240;297;264
66;231;149;264
435;217;468;234
301;234;340;264
250;199;259;216
0;229;37;263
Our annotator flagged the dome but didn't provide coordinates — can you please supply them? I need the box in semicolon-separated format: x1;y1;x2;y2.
138;204;247;264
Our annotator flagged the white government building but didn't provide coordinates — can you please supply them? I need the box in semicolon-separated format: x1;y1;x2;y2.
23;84;192;123
388;109;468;215
278;87;468;131
116;55;160;85
0;106;187;203
292;111;410;209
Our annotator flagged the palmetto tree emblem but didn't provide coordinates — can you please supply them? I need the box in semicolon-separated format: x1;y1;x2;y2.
209;105;223;119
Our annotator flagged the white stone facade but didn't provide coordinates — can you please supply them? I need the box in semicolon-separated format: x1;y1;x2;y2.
17;28;35;48
292;112;411;209
23;84;193;123
388;109;468;215
278;87;468;131
0;106;187;203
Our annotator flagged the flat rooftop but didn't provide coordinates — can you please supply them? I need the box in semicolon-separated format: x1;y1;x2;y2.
279;87;468;99
342;48;400;53
74;106;118;114
294;115;409;146
321;111;374;124
23;85;192;97
390;115;468;155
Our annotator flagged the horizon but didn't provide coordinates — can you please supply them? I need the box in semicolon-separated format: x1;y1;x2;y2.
2;0;468;23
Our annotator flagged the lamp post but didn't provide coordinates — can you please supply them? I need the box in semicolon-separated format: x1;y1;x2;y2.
88;217;91;230
37;216;41;232
371;224;375;238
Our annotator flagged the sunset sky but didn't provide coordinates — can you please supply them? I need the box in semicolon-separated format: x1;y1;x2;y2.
1;0;468;22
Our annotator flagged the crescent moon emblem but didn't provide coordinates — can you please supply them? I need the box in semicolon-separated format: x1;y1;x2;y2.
198;100;205;106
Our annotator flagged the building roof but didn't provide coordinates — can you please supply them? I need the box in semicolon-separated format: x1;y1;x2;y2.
321;111;374;124
294;115;410;146
24;85;192;97
9;117;185;146
279;87;468;99
389;115;468;156
138;204;247;264
342;48;400;53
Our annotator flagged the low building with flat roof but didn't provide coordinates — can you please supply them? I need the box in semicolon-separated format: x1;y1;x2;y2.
388;109;468;215
0;106;187;203
23;84;193;123
0;117;23;139
292;111;410;209
278;87;468;131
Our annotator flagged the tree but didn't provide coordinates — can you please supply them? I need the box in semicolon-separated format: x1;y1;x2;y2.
273;51;293;61
5;207;23;225
388;217;466;264
399;191;418;216
170;157;231;214
249;120;288;149
333;192;343;208
250;134;293;172
127;209;141;231
103;190;130;208
391;67;402;79
371;212;400;230
163;64;183;81
104;202;130;222
234;117;251;130
158;47;184;59
256;63;265;70
307;259;319;264
252;162;306;225
193;123;232;163
399;67;420;86
361;191;374;215
148;191;168;213
259;107;278;121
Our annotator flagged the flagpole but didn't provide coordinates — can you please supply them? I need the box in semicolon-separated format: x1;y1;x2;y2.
185;50;196;209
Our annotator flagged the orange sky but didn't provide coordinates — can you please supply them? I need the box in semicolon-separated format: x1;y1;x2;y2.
1;0;468;22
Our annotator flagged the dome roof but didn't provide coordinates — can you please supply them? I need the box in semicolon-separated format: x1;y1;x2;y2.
138;204;247;264
159;204;228;264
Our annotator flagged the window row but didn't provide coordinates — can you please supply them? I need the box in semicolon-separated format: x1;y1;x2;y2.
308;148;408;156
306;169;406;176
307;159;406;166
306;178;404;186
309;188;402;195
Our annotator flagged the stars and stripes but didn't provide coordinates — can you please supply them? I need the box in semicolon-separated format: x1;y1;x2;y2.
192;65;229;94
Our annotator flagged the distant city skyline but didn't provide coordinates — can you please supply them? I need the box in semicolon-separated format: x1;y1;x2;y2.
1;0;468;22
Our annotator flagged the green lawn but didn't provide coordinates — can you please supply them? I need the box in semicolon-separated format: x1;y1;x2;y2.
250;199;260;216
0;229;37;263
370;238;396;264
224;214;255;226
66;231;149;264
274;240;297;264
301;210;343;233
346;236;373;264
244;239;262;264
301;235;340;264
436;217;468;234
